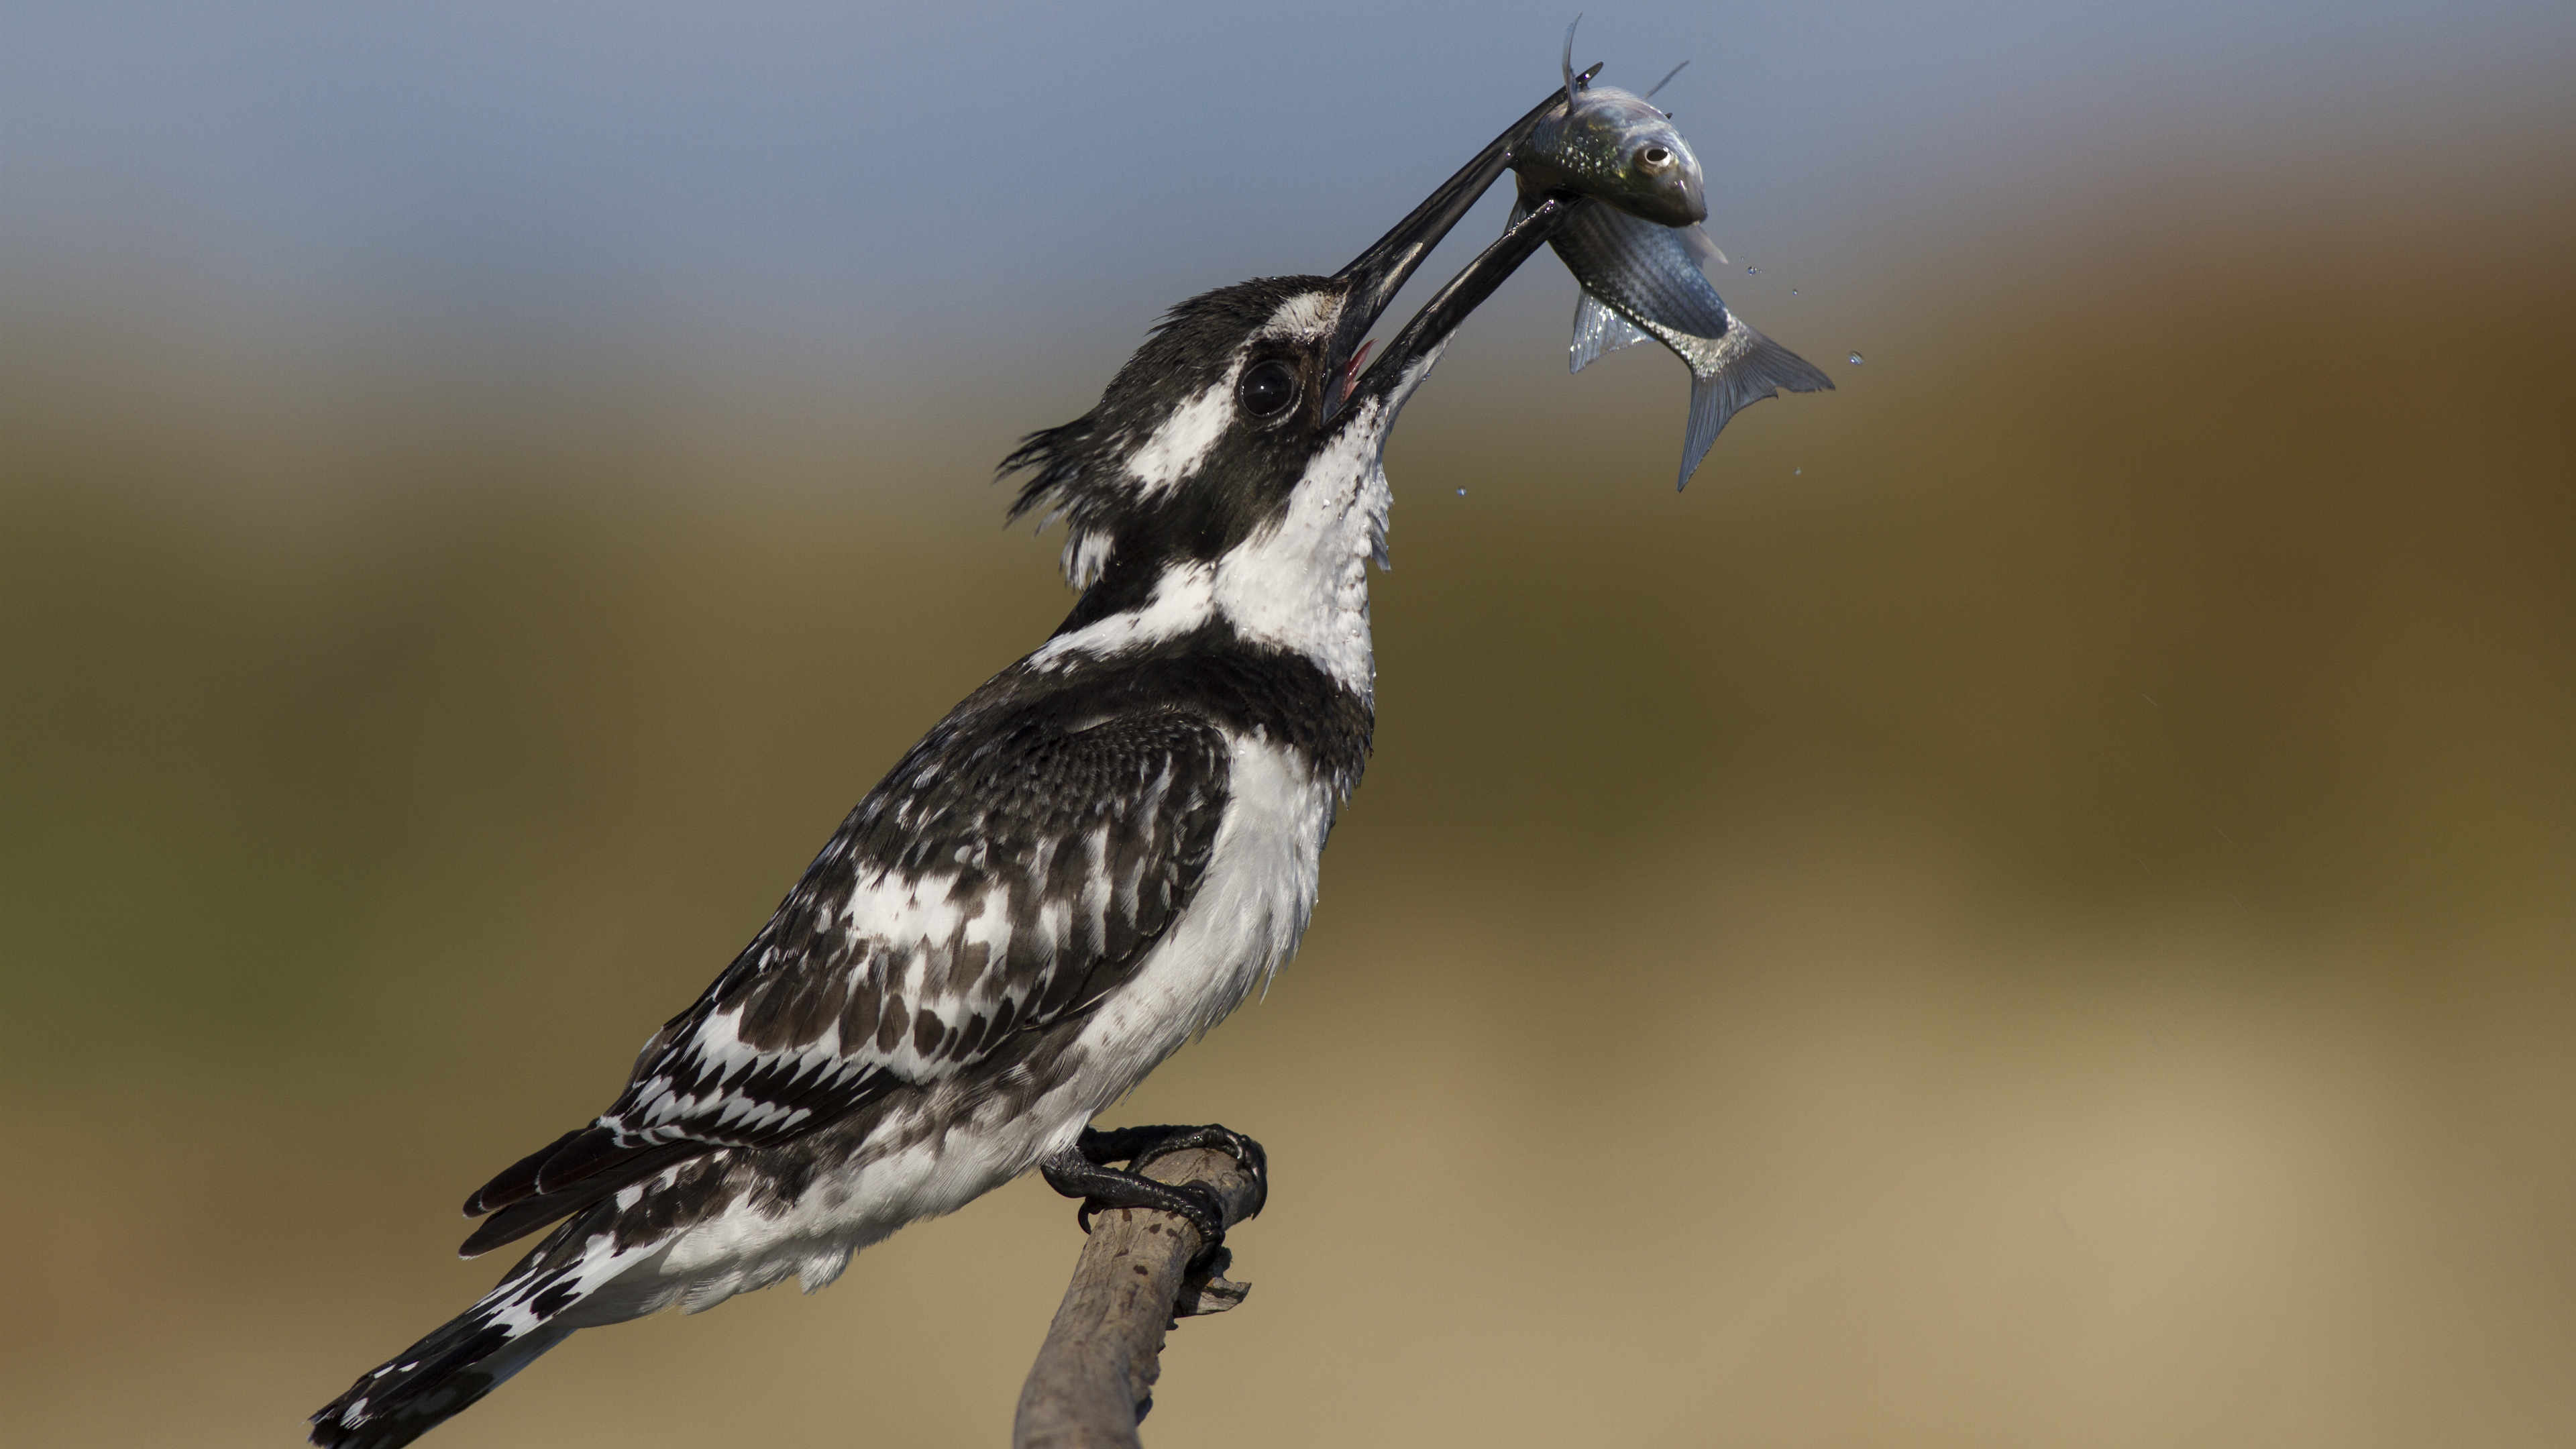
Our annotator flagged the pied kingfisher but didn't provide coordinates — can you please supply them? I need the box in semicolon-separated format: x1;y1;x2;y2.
311;86;1590;1448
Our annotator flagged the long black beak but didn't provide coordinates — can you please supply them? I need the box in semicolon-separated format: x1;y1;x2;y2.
1336;193;1588;416
1322;65;1600;421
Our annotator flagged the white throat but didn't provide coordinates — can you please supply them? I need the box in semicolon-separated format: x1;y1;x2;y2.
1210;398;1393;702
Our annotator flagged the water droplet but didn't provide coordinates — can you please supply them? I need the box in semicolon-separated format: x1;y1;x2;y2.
1789;288;1798;296
1847;351;1864;365
1454;488;1466;496
1793;467;1803;476
1746;266;1758;274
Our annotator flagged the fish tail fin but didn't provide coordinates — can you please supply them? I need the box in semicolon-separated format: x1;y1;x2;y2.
1570;292;1652;373
1680;322;1835;488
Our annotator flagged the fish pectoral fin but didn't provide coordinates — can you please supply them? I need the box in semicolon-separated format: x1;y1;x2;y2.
1682;224;1728;269
1679;321;1836;489
1570;292;1654;373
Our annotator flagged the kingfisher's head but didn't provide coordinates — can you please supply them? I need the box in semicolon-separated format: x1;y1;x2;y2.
999;133;1584;669
998;276;1377;608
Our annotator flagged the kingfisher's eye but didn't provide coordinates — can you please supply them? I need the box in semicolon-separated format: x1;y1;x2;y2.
1238;360;1299;419
1635;145;1676;176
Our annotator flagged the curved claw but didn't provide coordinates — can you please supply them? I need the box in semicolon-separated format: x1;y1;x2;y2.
1166;1181;1230;1257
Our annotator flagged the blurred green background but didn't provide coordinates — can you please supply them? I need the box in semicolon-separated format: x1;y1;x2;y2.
3;3;2573;1446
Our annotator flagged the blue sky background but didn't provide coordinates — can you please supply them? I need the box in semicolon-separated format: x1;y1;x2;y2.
7;0;2571;388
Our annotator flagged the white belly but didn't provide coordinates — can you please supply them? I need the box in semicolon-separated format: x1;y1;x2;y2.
1051;731;1329;1112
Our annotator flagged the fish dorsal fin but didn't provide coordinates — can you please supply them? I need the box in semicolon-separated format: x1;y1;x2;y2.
1570;292;1653;374
1558;17;1602;106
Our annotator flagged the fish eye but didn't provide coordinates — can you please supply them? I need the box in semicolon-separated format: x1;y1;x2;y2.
1635;145;1676;176
1238;360;1299;419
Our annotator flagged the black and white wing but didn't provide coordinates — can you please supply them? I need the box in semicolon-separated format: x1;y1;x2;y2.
459;709;1232;1254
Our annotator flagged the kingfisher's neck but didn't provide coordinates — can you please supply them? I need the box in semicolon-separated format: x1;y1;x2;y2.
1042;459;1391;703
1034;555;1374;704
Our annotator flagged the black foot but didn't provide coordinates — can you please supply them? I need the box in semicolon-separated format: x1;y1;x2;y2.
1039;1123;1269;1265
1079;1123;1269;1220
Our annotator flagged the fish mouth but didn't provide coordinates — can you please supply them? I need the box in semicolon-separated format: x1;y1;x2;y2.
1322;68;1599;421
1662;167;1709;229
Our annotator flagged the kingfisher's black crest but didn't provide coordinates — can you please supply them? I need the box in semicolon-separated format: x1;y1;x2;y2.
1001;274;1348;612
1001;275;1336;523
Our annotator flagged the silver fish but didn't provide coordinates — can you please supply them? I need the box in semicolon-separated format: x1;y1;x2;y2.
1513;30;1834;488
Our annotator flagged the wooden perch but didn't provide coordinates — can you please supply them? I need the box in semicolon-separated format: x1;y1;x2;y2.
1012;1145;1265;1449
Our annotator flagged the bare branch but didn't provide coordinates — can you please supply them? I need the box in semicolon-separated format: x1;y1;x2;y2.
1013;1146;1264;1449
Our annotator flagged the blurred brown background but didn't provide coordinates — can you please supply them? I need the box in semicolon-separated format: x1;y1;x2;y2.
4;5;2573;1446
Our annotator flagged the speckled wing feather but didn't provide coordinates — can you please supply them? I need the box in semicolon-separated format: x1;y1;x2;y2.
460;710;1232;1251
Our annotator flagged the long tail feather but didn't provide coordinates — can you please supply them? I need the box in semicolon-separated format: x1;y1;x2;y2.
311;1202;659;1448
309;1302;574;1449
